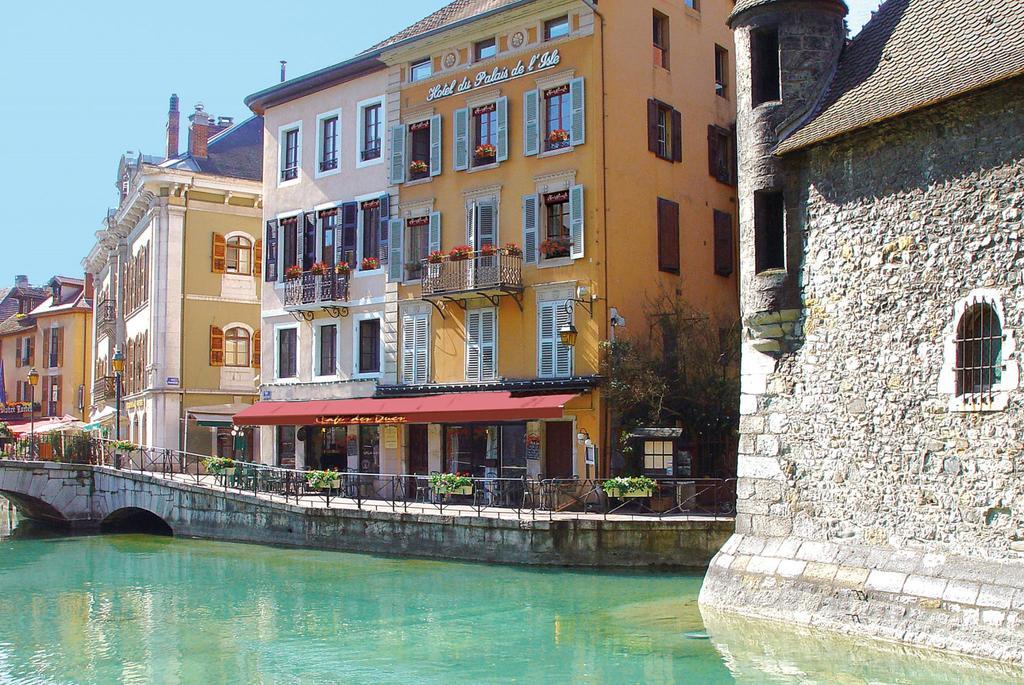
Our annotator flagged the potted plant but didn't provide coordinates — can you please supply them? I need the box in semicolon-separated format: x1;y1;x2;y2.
310;261;329;276
427;250;445;264
361;256;380;271
540;237;572;259
306;469;341;490
429;472;473;496
203;456;236;476
474;143;497;162
0;422;12;443
448;245;473;262
409;159;429;176
603;475;657;498
548;128;570;149
480;243;499;257
335;262;352;276
504;243;523;257
285;265;303;280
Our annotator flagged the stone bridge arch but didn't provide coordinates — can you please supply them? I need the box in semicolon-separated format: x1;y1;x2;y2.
100;507;174;535
0;490;70;527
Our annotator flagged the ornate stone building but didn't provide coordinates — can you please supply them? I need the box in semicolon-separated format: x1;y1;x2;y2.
700;0;1024;662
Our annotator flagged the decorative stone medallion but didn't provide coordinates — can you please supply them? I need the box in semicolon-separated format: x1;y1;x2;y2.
510;31;525;49
443;52;458;69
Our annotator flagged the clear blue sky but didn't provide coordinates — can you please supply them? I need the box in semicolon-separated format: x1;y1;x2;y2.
0;0;881;287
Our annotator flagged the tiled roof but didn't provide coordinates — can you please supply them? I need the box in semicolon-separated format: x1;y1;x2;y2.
777;0;1024;154
370;0;528;50
729;0;846;25
0;314;36;337
0;285;49;324
162;115;264;181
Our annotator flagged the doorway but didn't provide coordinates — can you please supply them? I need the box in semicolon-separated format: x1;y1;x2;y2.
544;422;574;479
408;425;429;474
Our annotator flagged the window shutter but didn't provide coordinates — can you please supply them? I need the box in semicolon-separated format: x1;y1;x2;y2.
466;310;481;382
729;126;738;185
15;339;21;368
265;221;279;282
569;77;585;147
714;210;734;277
480;308;496;380
54;376;62;416
428;212;442;254
379;193;391;263
212;232;227;273
707;125;719;178
477;199;497;248
388;218;404;282
303;212;316;270
429;115;443;177
254;239;263;278
524;89;540;156
647;99;660;154
56;327;64;367
466;201;477;247
555;304;572;378
43;331;50;369
657;198;681;274
671;109;682;163
495;97;509;162
401;314;416;385
390;124;407;185
454;108;470;171
40;377;48;415
465;308;497;381
414;313;429;384
339;202;358;267
210;325;224;367
569;185;585;259
538;303;555;378
252;330;261;369
27;338;33;366
522;194;539;265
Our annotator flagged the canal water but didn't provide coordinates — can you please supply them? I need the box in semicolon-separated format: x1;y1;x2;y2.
0;505;1020;684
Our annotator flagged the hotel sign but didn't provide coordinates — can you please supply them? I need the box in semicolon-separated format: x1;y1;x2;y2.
315;415;408;426
427;49;562;102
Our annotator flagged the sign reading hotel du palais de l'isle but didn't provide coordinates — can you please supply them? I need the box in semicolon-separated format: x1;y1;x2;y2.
427;50;562;102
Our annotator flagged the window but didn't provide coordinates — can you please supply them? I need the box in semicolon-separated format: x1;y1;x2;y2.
47;327;61;368
409;120;432;180
751;27;780;106
707;125;736;185
401;312;430;384
320;209;337;269
525;79;584;157
956;304;1003;397
472;103;498;166
542;191;571;260
319;115;339;172
360;199;382;269
648;100;682;162
754;191;785;272
544;85;572;151
684;0;700;10
545;16;570;41
538;301;572;378
281;128;299;181
644;440;674;472
715;45;728;98
225;236;252;274
223;328;250;368
475;38;496;62
653;11;670;69
358;319;381;374
410;58;432;82
405;216;431;281
713;210;734;277
361;102;382;162
281;216;299;273
657;198;680;274
317;324;337;377
466;308;497;381
276;426;296;468
277;328;297;379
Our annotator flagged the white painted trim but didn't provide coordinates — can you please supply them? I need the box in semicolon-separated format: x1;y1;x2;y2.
314;108;342;180
277;120;303;188
273;322;300;380
355;95;386;169
352;311;384;380
312;319;341;380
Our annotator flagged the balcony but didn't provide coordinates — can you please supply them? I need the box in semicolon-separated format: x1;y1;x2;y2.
96;300;116;339
284;270;351;313
421;250;523;304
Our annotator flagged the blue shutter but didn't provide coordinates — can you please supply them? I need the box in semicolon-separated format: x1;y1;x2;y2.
454;108;470;171
389;124;407;185
477;199;497;249
265;220;279;282
523;89;540;156
429;114;443;177
496;97;509;162
569;184;585;259
388;218;404;282
522;195;539;265
428;212;441;253
379;194;390;263
569;78;585;146
338;202;358;267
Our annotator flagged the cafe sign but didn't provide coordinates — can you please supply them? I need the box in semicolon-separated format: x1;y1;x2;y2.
315;415;409;426
427;49;562;102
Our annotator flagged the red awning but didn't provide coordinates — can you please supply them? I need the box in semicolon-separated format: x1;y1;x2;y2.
233;391;579;426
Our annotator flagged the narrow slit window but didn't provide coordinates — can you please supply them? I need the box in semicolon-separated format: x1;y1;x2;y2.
751;27;780;106
754;191;785;272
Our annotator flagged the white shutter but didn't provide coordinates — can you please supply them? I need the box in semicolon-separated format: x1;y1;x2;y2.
388;218;404;282
401;313;416;384
569;184;585;259
538;302;556;378
413;313;429;384
495;97;509;162
480;308;496;380
428;212;442;253
522;194;539;265
555;304;573;377
390;124;407;185
466;310;481;382
429;114;443;177
523;89;540;156
477;199;497;248
569;78;586;147
454;108;470;171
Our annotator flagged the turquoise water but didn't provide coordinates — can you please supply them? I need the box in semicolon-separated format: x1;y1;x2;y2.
0;506;1021;684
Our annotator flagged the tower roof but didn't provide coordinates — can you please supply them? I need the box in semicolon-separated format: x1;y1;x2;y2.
729;0;847;26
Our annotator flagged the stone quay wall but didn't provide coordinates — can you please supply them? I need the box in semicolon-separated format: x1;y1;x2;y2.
702;78;1024;661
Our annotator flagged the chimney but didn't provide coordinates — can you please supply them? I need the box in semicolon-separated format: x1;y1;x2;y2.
280;60;287;82
14;275;28;288
188;103;211;159
84;273;95;300
166;93;180;159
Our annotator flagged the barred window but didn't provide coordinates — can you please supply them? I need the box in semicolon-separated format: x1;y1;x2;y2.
955;303;1002;397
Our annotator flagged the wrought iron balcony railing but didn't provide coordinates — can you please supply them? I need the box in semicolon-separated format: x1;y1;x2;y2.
283;270;351;310
96;300;117;338
421;251;523;299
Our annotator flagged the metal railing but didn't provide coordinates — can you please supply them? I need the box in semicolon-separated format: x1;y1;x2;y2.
96;300;117;339
283;270;351;309
421;250;523;297
0;439;736;521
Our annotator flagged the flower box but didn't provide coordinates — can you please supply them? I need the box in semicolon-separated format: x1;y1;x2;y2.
285;266;303;280
409;160;429;175
434;484;473;496
361;257;380;271
448;245;473;262
613;487;653;499
310;262;330;276
603;476;657;499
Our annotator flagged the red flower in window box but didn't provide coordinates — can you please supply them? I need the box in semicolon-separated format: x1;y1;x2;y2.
335;262;352;275
426;250;445;264
548;128;570;144
474;144;497;160
310;261;329;276
480;243;498;256
285;265;303;280
360;256;380;271
409;160;429;175
504;242;523;257
540;238;572;258
449;245;473;261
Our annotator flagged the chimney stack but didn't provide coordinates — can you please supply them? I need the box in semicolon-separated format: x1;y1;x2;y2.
14;275;28;288
280;60;287;82
84;273;95;300
166;93;180;159
188;103;210;159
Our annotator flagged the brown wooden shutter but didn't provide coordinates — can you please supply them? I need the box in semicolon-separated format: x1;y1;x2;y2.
54;376;62;416
212;233;227;273
729;126;738;186
27;337;34;366
42;331;50;369
707;125;719;178
56;327;64;367
714;210;734;276
210;325;225;367
671;109;682;163
252;331;261;369
254;239;263;278
657;198;680;274
647;99;660;154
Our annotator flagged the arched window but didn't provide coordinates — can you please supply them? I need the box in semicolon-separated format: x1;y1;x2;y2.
226;236;252;275
223;328;251;368
955;303;1002;396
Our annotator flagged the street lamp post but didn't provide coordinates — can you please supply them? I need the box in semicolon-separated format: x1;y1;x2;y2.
111;348;124;467
27;368;39;459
